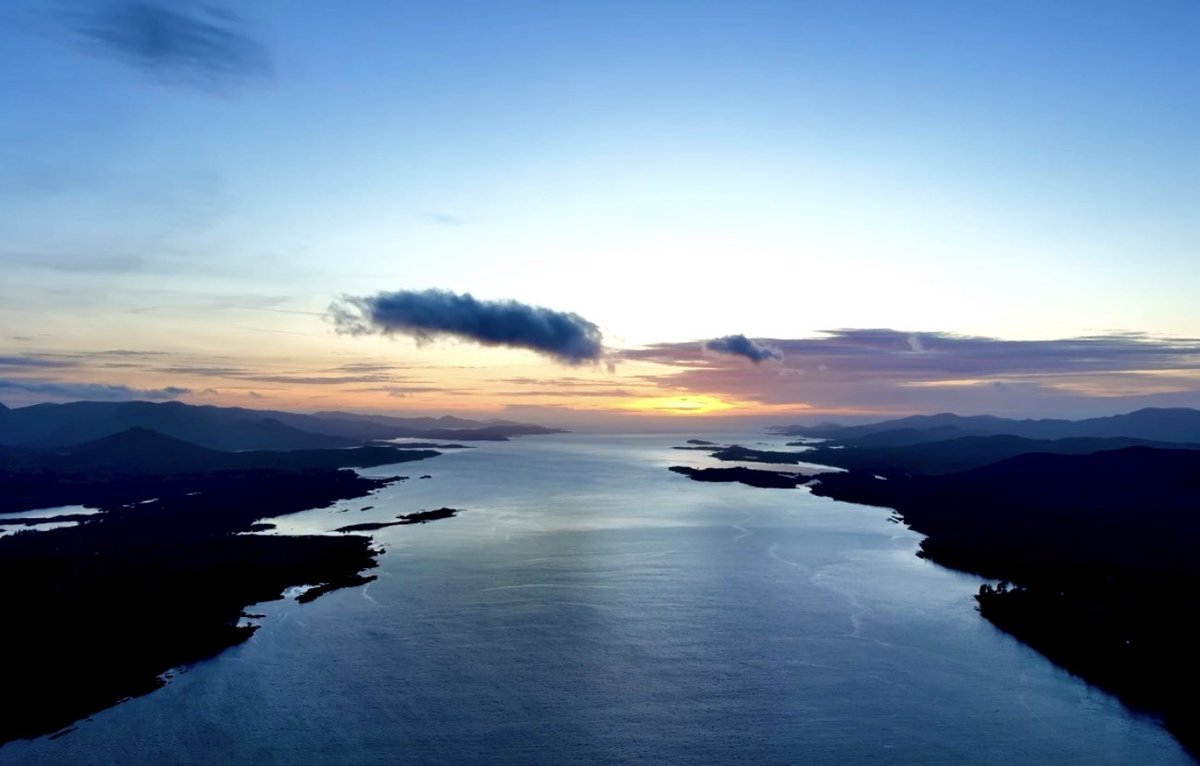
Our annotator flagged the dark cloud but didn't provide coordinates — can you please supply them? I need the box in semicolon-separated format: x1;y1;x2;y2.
704;334;782;364
64;0;271;86
330;289;605;365
0;378;190;402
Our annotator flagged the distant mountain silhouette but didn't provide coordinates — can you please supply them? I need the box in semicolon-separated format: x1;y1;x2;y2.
0;400;562;451
812;445;1200;567
0;410;455;744
312;411;523;430
775;407;1200;445
62;426;222;471
0;401;354;450
799;434;1200;476
815;425;975;448
0;427;441;480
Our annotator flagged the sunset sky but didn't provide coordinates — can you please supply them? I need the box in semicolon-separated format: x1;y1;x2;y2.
2;1;1199;425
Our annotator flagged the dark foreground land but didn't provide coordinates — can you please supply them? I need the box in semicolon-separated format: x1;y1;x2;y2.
0;430;446;745
807;447;1200;757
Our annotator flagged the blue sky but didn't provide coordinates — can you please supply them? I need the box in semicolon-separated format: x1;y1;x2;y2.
2;1;1198;420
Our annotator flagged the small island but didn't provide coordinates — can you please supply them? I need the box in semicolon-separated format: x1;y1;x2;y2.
669;465;810;489
334;507;460;533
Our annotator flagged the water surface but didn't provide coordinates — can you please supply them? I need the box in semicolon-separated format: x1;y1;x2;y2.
2;433;1189;764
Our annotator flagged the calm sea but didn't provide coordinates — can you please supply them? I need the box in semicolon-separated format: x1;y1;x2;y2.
2;432;1191;764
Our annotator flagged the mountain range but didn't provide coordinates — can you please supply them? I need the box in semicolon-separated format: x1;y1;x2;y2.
774;407;1200;446
0;400;562;451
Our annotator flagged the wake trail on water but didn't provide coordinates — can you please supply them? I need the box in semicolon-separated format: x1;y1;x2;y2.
767;542;806;572
731;510;754;540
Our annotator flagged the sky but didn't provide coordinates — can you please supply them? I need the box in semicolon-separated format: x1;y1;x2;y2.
2;0;1199;426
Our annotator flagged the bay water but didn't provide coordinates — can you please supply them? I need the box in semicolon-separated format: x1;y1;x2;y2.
1;432;1190;764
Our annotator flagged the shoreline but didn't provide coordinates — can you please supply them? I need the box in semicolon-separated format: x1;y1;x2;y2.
805;462;1200;760
0;467;405;746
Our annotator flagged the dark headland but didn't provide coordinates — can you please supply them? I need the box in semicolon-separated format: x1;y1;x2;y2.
0;401;556;746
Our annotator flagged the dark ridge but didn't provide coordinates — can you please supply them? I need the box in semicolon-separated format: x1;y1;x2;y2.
798;434;1200;477
774;407;1200;445
0;400;562;451
835;425;975;448
0;428;439;514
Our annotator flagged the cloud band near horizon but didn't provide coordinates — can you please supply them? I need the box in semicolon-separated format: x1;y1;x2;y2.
621;329;1200;417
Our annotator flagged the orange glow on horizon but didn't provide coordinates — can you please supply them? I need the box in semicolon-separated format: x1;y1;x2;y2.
623;395;740;414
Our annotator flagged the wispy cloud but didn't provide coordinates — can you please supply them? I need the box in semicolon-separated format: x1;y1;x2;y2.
421;212;471;227
4;251;149;274
61;0;271;87
704;334;782;363
328;362;411;374
0;355;78;370
498;388;638;398
489;375;642;399
357;385;476;399
238;373;399;385
330;289;605;365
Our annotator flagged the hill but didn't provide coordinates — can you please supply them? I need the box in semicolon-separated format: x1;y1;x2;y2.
0;428;441;514
774;407;1200;445
796;434;1200;477
0;400;562;451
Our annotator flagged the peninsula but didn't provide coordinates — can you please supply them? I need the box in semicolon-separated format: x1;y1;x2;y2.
0;402;535;745
769;412;1200;758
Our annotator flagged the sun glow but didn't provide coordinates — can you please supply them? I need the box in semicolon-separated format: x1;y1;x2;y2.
622;395;738;414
